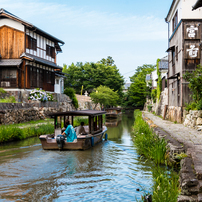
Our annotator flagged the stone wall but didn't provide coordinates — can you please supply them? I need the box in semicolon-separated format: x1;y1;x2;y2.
144;88;168;117
183;110;202;130
75;94;100;110
0;93;75;125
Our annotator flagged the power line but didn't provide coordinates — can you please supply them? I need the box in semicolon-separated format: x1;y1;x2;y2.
122;69;136;76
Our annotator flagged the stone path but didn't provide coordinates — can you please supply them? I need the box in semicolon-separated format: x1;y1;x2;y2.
143;111;202;202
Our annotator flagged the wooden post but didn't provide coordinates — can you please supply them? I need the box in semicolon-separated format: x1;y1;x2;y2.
163;105;168;120
71;116;74;127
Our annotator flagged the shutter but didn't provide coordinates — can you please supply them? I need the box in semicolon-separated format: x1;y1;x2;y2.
26;35;29;49
26;66;30;88
51;71;55;85
51;47;55;59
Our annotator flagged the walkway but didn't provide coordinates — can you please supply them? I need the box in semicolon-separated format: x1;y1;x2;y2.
143;111;202;180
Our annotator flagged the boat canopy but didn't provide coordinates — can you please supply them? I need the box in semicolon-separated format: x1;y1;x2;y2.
48;110;106;117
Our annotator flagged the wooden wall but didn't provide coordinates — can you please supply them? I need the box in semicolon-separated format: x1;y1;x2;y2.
0;25;25;59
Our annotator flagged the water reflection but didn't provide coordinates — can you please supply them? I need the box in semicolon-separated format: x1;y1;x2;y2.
0;112;155;201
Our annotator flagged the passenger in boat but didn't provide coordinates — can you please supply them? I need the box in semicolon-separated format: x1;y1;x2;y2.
61;120;77;142
76;122;87;136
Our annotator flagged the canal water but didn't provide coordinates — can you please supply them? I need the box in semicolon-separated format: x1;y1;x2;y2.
0;113;156;202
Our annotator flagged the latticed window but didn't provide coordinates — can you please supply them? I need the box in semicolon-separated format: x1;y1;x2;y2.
26;35;37;51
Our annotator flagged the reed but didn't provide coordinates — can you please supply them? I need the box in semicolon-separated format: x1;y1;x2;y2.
0;124;54;143
133;110;167;164
133;110;180;202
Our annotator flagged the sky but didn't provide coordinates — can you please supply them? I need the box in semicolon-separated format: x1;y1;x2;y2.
1;0;173;82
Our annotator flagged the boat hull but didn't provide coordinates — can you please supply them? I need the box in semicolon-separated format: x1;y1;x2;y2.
39;127;107;150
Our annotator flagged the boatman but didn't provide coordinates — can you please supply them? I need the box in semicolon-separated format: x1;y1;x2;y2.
62;120;77;142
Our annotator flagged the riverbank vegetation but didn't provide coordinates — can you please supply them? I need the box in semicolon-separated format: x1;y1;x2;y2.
133;110;180;202
183;65;202;110
0;123;54;143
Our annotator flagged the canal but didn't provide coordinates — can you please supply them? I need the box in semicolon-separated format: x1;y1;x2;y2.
0;113;156;202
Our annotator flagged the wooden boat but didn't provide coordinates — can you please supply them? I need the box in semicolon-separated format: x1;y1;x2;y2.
39;110;107;150
105;108;122;119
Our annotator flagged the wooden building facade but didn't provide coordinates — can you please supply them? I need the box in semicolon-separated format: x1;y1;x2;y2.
165;0;202;107
0;8;64;92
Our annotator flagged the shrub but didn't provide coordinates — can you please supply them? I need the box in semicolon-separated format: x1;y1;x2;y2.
64;87;78;109
151;89;157;103
185;101;197;111
147;104;152;112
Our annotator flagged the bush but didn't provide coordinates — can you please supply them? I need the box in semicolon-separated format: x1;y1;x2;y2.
151;89;157;103
64;87;78;109
147;104;152;112
0;96;16;103
185;101;197;111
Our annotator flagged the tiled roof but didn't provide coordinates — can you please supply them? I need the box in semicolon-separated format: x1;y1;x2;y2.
0;8;64;45
20;53;62;69
0;59;22;66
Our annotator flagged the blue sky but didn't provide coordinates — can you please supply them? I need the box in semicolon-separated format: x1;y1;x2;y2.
1;0;173;82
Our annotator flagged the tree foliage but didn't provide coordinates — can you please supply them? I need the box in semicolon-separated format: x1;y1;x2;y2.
125;64;155;107
156;59;162;102
183;65;202;110
62;57;124;101
90;85;119;109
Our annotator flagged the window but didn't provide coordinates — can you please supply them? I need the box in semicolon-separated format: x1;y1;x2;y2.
172;11;178;32
46;45;55;59
172;49;175;66
176;46;178;61
30;67;43;88
26;35;37;51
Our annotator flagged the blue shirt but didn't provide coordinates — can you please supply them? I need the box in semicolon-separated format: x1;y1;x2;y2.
64;125;77;142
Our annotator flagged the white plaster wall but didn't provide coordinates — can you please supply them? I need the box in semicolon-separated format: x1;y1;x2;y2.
151;70;158;88
168;0;202;38
54;77;64;94
0;18;24;32
26;28;55;63
182;0;202;19
168;0;182;38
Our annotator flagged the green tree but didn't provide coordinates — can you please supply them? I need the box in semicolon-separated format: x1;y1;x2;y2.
126;64;155;107
90;85;119;109
62;57;124;102
183;65;202;110
156;58;162;102
63;87;78;109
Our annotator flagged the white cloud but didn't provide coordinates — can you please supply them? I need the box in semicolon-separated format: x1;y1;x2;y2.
1;0;167;42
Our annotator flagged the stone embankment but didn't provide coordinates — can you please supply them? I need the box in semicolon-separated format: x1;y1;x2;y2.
0;96;74;125
143;111;202;202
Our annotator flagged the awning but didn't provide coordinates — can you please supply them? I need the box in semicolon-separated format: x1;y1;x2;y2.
192;0;202;10
0;59;22;66
167;72;180;80
166;46;175;52
20;53;63;69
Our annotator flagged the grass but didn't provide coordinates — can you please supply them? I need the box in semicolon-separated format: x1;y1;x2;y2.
133;110;167;165
0;96;16;103
133;110;180;202
0;123;54;143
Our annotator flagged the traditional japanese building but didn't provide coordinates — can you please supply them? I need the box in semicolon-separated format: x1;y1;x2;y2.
0;8;65;92
165;0;202;107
